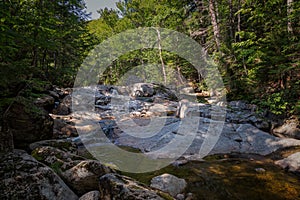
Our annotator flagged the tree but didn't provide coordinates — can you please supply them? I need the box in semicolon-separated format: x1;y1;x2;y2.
87;0;300;114
208;0;221;51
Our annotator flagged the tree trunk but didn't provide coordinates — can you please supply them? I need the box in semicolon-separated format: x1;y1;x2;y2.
32;47;38;68
208;0;221;51
287;0;293;34
237;0;241;42
228;0;234;41
177;65;184;85
54;51;57;70
156;28;167;85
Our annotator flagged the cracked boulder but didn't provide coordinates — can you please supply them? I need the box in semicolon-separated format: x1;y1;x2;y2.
79;191;100;200
31;146;114;195
5;97;53;149
29;139;78;154
273;116;300;139
150;173;187;197
53;95;72;115
62;160;114;195
99;173;174;200
53;118;78;138
114;116;300;159
0;150;78;200
189;122;300;157
275;152;300;173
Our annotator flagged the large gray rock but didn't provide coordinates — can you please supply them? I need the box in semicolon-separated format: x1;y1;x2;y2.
62;160;114;195
29;139;78;154
228;100;257;111
130;83;178;101
273;116;300;139
79;191;100;200
99;173;173;200
131;83;155;98
54;95;72;115
34;95;55;111
53;118;78;138
114;117;180;153
31;145;114;196
114;116;300;159
5;97;53;149
189;103;269;131
0;150;78;200
275;152;300;172
153;83;178;101
53;87;72;98
190;122;300;157
31;146;86;171
150;174;187;197
49;90;60;100
128;100;144;112
95;93;111;106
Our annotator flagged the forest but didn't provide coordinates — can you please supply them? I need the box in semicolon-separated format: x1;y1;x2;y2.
1;0;299;116
1;0;300;199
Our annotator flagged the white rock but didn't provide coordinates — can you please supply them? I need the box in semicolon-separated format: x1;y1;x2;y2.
275;152;300;172
150;173;187;197
255;168;266;173
176;193;185;200
79;191;100;200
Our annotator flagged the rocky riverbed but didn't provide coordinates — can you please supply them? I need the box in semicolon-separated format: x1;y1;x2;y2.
1;83;300;199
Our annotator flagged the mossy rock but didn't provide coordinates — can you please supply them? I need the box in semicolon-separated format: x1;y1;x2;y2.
5;96;53;149
153;83;178;101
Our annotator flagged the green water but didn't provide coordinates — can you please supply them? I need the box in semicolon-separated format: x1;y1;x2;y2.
122;157;300;200
79;144;300;199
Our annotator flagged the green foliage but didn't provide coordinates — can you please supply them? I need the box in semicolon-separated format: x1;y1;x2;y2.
208;0;300;114
0;0;95;119
1;0;299;116
86;0;300;115
256;92;288;115
88;0;200;87
0;0;91;87
50;161;64;174
31;149;44;161
293;101;300;115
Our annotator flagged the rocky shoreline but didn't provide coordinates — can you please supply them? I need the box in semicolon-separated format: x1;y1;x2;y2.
1;83;300;199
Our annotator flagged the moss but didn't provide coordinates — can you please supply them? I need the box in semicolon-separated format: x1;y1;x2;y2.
104;163;119;171
13;96;45;118
157;191;174;200
153;84;178;101
196;96;208;103
54;152;63;160
77;149;97;160
51;141;73;151
31;149;44;161
50;161;63;174
267;146;300;160
117;146;142;153
203;154;226;161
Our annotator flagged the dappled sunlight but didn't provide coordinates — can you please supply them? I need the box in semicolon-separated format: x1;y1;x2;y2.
122;158;300;200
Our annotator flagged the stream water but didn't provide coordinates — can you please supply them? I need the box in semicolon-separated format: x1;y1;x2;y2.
73;85;300;199
122;156;300;200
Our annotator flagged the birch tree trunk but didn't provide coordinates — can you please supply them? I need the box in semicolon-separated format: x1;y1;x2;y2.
228;0;234;41
237;0;241;42
156;28;167;85
287;0;293;34
209;0;221;51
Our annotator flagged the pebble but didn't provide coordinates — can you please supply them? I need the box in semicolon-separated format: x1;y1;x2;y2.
255;168;266;173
